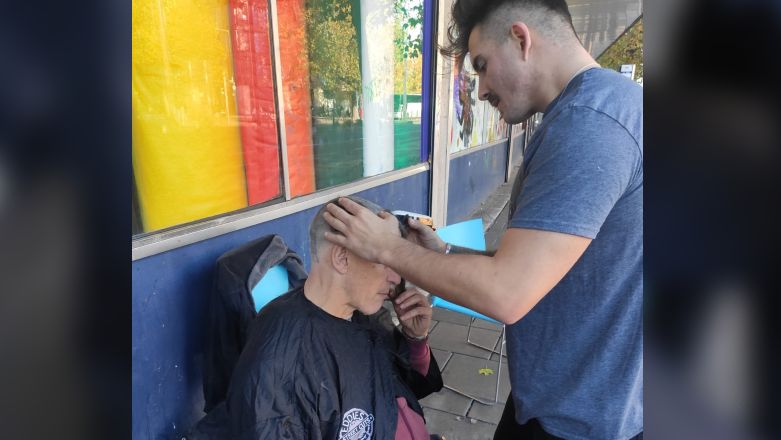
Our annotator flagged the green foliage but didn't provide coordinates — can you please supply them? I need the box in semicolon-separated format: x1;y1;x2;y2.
393;1;424;99
394;55;422;94
306;0;362;99
597;18;643;81
394;0;423;59
306;0;425;113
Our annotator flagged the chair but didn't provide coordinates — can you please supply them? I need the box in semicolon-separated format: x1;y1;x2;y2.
203;234;307;412
430;219;507;405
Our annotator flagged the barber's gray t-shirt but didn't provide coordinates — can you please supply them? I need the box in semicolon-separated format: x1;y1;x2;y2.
507;68;642;439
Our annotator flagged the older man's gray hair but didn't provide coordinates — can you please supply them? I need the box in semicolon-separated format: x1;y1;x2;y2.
309;196;395;262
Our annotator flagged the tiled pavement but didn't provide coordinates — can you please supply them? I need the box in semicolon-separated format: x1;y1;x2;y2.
420;308;511;439
403;175;516;439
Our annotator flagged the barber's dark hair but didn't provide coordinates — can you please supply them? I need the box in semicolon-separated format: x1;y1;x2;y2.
440;0;575;65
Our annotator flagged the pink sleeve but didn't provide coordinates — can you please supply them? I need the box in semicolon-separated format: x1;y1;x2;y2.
407;339;431;376
395;397;430;439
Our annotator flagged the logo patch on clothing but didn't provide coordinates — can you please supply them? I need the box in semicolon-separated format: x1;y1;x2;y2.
339;408;375;440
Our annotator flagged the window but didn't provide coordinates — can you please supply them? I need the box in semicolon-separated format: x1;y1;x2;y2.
132;0;427;236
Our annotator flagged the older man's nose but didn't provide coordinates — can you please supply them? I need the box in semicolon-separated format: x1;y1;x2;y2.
386;267;401;285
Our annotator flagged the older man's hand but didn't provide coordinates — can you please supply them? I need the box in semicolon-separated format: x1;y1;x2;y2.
393;288;432;340
322;197;402;262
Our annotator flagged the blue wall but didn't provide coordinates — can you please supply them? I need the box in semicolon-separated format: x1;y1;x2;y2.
132;172;430;439
446;141;509;224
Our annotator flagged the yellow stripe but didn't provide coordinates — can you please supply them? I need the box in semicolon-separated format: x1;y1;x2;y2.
133;0;247;231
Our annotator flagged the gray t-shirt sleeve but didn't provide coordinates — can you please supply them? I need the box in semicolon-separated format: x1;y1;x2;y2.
509;106;641;238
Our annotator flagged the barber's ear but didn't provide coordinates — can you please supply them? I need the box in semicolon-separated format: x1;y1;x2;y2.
510;22;532;60
330;244;349;275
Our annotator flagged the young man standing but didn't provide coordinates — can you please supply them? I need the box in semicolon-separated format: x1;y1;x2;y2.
323;1;642;438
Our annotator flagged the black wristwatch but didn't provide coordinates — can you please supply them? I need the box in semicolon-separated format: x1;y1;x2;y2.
401;328;428;341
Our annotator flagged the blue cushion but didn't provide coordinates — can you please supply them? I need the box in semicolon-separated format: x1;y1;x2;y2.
431;219;500;324
251;265;290;312
435;218;485;251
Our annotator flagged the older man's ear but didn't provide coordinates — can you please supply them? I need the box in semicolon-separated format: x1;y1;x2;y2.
330;244;350;275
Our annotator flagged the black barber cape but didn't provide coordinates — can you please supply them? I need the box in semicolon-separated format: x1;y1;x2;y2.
188;287;443;440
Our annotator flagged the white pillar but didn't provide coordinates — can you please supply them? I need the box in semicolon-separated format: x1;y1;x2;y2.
360;0;395;176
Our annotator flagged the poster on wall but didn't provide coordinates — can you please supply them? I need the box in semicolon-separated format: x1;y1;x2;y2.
448;57;508;154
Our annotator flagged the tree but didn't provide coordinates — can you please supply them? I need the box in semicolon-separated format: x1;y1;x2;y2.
394;0;423;60
306;0;362;119
393;0;423;118
394;52;422;94
597;17;643;84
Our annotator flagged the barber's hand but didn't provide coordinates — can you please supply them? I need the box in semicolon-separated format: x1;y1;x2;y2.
393;288;432;340
406;218;446;253
323;197;402;262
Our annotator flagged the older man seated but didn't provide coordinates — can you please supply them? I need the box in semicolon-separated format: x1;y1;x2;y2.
188;196;443;440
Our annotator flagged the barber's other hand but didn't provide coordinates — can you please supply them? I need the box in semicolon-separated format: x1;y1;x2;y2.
406;217;446;253
393;288;432;340
322;197;401;262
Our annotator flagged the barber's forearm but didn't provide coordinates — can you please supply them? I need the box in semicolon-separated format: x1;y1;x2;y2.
380;239;519;323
